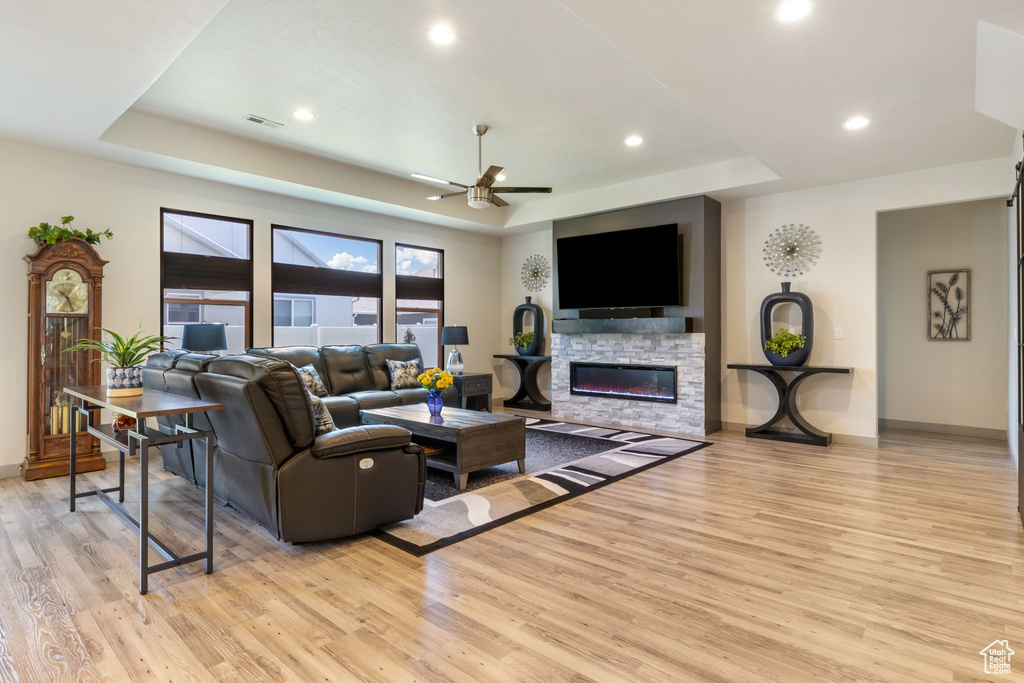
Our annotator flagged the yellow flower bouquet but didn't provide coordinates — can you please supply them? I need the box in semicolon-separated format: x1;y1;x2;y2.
417;367;454;392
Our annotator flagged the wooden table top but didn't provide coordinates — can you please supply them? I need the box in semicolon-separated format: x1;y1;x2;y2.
64;386;223;419
361;404;524;433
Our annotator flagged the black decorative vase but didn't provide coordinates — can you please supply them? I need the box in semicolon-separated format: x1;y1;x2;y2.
512;296;544;356
760;282;813;366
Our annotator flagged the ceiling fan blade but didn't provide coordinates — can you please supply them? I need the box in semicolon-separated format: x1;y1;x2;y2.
426;190;468;201
477;165;504;189
491;187;553;194
490;194;509;207
411;173;469;189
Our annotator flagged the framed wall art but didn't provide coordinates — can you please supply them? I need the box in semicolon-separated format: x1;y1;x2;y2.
927;269;970;341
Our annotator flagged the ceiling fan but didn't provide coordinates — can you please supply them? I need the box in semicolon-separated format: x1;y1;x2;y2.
411;125;552;209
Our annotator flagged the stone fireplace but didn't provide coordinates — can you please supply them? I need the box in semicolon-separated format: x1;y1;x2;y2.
551;332;708;436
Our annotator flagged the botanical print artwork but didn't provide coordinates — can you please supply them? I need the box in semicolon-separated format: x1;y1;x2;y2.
928;269;970;341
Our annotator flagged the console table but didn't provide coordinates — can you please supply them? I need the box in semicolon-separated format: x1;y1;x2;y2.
727;364;852;447
494;354;551;411
64;386;222;595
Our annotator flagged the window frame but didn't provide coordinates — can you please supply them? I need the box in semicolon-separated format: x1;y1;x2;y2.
160;208;254;350
394;242;444;367
270;224;383;346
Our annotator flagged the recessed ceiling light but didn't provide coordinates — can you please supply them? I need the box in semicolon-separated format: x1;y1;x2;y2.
429;24;456;44
624;135;644;147
843;116;871;130
496;173;506;182
774;0;815;23
293;108;315;121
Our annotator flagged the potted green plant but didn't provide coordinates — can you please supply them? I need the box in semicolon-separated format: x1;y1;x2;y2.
66;326;173;397
508;331;535;356
28;216;113;247
763;329;809;366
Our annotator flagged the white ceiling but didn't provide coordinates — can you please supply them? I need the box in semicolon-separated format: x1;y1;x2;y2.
0;0;1019;232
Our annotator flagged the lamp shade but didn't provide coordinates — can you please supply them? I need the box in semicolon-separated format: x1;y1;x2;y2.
180;323;228;352
441;325;469;346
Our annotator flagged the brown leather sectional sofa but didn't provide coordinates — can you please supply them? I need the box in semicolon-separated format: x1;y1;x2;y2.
143;343;450;542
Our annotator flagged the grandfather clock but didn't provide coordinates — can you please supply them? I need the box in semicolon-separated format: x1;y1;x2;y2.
24;239;107;480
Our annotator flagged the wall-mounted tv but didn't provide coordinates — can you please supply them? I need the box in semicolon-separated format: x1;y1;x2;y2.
556;224;680;309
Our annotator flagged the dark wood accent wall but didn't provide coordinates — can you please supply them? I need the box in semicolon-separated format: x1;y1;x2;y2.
551;195;722;432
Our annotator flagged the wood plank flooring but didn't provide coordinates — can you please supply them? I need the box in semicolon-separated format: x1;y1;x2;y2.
0;427;1021;681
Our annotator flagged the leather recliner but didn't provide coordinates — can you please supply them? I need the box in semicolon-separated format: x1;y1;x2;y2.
145;353;426;542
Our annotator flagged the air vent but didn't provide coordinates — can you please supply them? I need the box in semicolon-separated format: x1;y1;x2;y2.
244;114;283;129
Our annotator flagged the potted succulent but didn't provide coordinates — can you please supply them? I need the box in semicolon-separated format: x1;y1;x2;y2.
66;326;173;397
763;329;809;367
508;331;535;356
28;216;113;247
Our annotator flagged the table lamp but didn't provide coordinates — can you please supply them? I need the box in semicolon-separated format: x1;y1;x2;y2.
180;323;228;354
441;325;468;374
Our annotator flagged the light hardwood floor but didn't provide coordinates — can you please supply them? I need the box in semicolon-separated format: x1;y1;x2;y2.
0;427;1020;681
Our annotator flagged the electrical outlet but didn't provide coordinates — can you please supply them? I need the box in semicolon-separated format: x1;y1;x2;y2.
834;327;843;340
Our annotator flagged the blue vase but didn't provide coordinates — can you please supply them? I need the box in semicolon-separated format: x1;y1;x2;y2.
427;389;443;416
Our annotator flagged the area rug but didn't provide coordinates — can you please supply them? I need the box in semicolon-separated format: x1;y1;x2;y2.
372;417;710;556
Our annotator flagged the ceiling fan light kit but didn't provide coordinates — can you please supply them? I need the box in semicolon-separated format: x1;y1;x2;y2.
412;125;552;209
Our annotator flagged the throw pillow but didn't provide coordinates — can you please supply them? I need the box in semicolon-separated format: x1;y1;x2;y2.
296;364;328;397
307;391;335;436
386;359;422;390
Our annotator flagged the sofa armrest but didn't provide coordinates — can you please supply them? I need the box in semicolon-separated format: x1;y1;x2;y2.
311;425;412;459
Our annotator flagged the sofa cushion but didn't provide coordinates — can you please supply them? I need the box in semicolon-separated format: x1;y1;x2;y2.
347;390;403;411
205;355;315;450
386;359;422;390
174;353;218;373
311;425;411;459
393;388;429;406
246;346;327;386
297;364;329;397
321;395;361;428
363;344;424;391
320;345;373;395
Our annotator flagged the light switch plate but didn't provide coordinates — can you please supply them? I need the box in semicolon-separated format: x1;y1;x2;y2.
834;327;843;340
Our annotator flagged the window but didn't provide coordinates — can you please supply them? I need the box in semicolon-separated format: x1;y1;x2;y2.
161;209;253;353
395;244;443;367
271;225;382;346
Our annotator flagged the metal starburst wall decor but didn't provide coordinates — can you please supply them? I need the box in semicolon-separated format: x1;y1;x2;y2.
520;254;551;292
762;223;822;277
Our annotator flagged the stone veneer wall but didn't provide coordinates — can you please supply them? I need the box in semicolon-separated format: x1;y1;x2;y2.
550;332;707;436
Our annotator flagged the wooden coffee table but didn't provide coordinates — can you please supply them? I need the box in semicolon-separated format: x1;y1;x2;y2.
361;404;526;491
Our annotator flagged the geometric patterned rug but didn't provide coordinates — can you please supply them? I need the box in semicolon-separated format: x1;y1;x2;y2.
372;417;709;556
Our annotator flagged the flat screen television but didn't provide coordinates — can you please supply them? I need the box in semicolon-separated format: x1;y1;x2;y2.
556;224;680;309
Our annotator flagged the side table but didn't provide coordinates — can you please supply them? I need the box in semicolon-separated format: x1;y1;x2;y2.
493;354;551;411
64;385;222;595
452;372;492;412
726;364;852;446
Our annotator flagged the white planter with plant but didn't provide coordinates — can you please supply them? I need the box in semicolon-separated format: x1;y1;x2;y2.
66;326;172;397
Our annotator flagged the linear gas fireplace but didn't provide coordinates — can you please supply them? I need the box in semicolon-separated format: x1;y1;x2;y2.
569;362;677;404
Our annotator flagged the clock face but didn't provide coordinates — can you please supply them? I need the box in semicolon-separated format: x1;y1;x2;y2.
46;268;88;314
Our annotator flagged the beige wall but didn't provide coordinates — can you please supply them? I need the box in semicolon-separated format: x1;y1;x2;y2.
877;199;1008;432
0;138;503;476
722;156;1013;444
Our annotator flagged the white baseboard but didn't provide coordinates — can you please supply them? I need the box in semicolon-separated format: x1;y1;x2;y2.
878;418;1007;441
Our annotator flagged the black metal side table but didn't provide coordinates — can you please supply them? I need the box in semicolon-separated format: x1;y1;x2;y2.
64;385;222;594
727;364;852;447
494;355;551;411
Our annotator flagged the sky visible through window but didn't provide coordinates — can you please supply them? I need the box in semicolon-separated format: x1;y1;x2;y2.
396;246;440;277
287;231;380;272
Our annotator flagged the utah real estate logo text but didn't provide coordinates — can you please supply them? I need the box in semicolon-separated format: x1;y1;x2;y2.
980;640;1014;675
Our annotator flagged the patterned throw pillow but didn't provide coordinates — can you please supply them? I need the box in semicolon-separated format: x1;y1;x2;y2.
307;391;335;436
387;359;422;390
296;364;328;397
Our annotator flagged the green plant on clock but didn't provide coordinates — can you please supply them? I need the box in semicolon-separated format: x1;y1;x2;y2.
764;329;806;357
508;331;534;349
28;215;114;247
